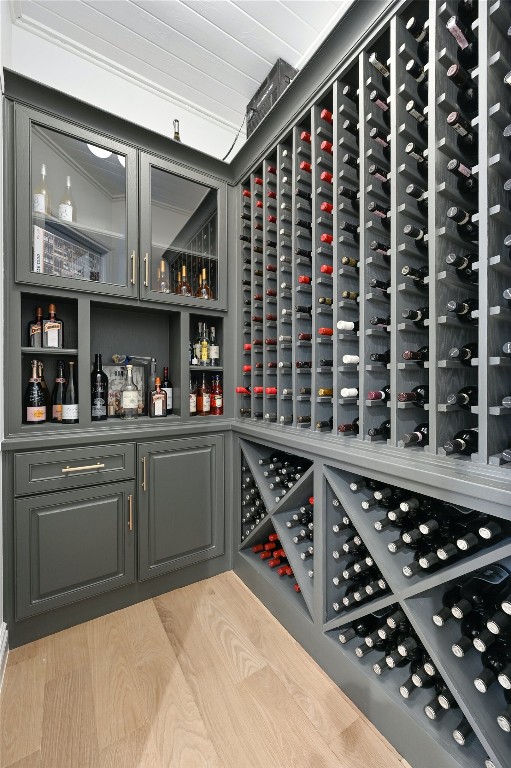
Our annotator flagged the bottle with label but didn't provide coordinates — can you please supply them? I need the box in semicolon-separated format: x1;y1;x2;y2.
178;264;192;296
62;360;79;424
91;353;108;421
33;163;50;215
159;259;170;293
189;377;197;416
28;307;43;347
37;361;50;411
197;373;211;416
211;374;223;416
149;377;167;417
209;326;220;366
43;304;63;348
195;267;213;299
162;367;173;415
200;324;209;366
51;359;66;423
24;359;46;423
148;358;156;407
120;364;139;420
58;175;75;222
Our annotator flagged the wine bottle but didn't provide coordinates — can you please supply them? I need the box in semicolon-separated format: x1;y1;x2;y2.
447;385;478;409
447;206;478;240
406;183;428;213
405;16;428;63
338;417;360;434
446;158;478;195
405;143;428;176
91;353;108;421
403;224;428;250
367;385;391;402
444;427;478;455
24;359;46;423
397;385;429;407
58;175;75;222
161;366;173;415
402;346;429;365
446;15;478;70
401;306;428;327
33;163;51;215
42;304;63;348
446;64;478;117
28;307;43;348
446;297;478;323
50;359;66;424
367;419;391;438
445;252;478;283
446;111;478;157
337;320;359;332
62;360;79;424
120;364;139;420
403;423;429;446
369;349;390;364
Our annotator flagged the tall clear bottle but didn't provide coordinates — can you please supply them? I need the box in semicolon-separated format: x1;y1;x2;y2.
159;259;170;293
197;373;211;416
58;175;75;222
209;326;220;366
62;360;79;424
33;163;50;215
120;364;139;420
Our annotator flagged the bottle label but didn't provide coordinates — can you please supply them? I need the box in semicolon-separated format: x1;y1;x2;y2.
212;395;223;409
202;393;211;412
200;342;209;363
52;404;63;421
452;121;468;137
58;203;73;222
27;406;46;422
446;18;469;49
122;391;138;409
152;392;165;416
457;162;471;178
33;193;46;214
44;321;61;347
62;403;79;420
30;325;42;337
162;387;172;409
190;393;197;414
209;345;219;362
91;398;106;418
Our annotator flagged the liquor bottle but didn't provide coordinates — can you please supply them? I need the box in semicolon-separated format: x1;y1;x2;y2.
211;374;223;416
90;353;108;421
189;377;197;416
338;417;360;434
445;251;478;283
402;345;429;365
120;364;138;420
401;306;428;327
149;377;167;417
402;423;429;446
197;373;211;416
208;326;220;367
33;163;50;215
58;175;75;222
401;265;428;289
446;15;478;70
200;325;209;367
28;307;43;347
162;367;173;415
397;384;429;408
447;206;478;240
158;259;170;293
51;359;66;424
367;385;391;402
367;419;391;439
24;359;46;423
446;297;478;323
62;360;79;424
177;264;192;296
446;385;478;409
43;304;63;348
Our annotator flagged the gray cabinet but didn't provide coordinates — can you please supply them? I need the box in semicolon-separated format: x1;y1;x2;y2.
138;434;224;580
15;481;136;619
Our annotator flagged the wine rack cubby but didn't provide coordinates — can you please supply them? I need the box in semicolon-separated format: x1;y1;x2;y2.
237;0;511;472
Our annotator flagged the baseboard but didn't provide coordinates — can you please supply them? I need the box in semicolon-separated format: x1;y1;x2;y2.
0;622;8;691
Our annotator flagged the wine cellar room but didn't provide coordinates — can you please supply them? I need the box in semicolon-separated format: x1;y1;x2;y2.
1;1;511;768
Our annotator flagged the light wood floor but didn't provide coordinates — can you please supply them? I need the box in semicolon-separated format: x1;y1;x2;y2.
0;572;412;768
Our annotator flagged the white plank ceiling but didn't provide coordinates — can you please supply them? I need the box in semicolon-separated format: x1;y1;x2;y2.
11;0;354;134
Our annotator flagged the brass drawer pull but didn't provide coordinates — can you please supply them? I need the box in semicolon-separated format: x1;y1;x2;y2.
128;494;133;531
144;253;149;287
130;251;136;285
62;462;105;473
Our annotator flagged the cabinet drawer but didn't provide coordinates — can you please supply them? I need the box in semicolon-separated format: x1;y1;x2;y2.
14;443;136;496
15;481;136;619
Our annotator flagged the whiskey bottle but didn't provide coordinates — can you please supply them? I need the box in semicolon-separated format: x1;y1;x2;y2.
24;359;46;424
149;377;167;417
43;304;63;348
28;307;43;348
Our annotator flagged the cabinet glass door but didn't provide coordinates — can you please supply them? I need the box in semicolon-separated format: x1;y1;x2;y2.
16;106;138;297
140;154;227;308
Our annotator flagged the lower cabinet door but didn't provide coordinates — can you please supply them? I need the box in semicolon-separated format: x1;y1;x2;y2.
138;434;225;581
15;481;136;619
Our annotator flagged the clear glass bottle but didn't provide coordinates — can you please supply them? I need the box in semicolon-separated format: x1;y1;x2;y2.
195;267;213;299
189;376;197;416
120;364;139;420
196;373;211;416
209;326;220;366
178;264;192;296
58;175;75;222
149;376;167;417
33;163;50;215
159;259;170;293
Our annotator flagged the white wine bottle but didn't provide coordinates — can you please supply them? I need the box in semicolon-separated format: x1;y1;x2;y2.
33;163;50;215
58;175;75;222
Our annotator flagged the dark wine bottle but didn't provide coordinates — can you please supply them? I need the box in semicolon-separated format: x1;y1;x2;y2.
444;427;478;455
338;417;360;434
367;419;391;438
402;346;429;366
91;353;108;421
401;306;429;327
397;385;429;407
62;360;79;424
445;251;478;283
403;422;429;446
447;385;478;409
446;297;478;323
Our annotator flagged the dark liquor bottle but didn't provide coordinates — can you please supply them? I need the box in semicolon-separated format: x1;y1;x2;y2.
402;346;429;366
24;359;46;424
51;359;66;423
42;304;63;348
446;297;478;323
149;377;167;418
403;423;429;446
62;360;79;424
445;251;478;283
28;306;43;347
91;353;108;421
367;419;391;438
397;385;429;407
444;427;478;455
446;385;478;409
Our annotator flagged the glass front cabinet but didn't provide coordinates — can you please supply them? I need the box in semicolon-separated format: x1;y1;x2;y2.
15;106;227;309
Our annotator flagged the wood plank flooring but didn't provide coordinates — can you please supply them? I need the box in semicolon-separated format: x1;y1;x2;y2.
0;572;412;768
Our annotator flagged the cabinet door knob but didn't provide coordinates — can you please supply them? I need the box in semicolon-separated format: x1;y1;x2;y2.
61;462;105;473
144;254;149;287
128;494;133;531
130;251;136;285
